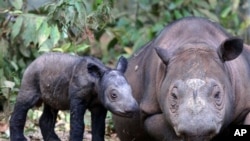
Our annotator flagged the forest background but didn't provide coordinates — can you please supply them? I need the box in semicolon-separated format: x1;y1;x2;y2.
0;0;250;140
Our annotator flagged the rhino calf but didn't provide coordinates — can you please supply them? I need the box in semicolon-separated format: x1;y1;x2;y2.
9;52;138;141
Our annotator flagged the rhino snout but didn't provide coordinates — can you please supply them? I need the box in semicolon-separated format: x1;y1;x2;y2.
108;98;139;118
124;100;139;116
173;108;221;141
119;99;139;117
175;123;218;140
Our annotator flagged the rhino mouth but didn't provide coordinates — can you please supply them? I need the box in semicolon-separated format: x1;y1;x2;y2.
112;111;135;118
108;102;139;118
182;135;214;141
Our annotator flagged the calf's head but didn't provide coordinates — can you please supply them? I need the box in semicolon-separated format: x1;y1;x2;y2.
155;38;243;140
88;56;138;117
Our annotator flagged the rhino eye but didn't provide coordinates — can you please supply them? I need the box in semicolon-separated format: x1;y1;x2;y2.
110;91;118;101
171;87;178;100
212;86;222;106
169;87;178;113
111;93;117;99
214;92;220;100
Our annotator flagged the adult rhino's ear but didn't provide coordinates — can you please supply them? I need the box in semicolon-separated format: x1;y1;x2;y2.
116;56;128;73
87;63;105;78
155;47;171;65
217;37;243;62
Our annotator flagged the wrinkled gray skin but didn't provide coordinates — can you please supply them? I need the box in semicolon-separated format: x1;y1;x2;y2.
9;52;138;141
113;17;250;141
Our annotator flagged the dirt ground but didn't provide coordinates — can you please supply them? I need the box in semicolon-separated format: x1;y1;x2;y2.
27;130;120;141
0;131;120;141
0;124;120;141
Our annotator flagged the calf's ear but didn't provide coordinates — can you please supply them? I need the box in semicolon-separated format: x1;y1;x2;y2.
116;56;128;73
87;63;105;78
155;47;170;65
217;37;243;62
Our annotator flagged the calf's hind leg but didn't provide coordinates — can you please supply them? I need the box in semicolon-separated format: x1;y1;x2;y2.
39;104;59;141
10;90;40;141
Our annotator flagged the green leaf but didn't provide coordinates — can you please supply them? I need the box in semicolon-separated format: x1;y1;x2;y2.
75;1;87;25
0;39;8;67
152;23;164;33
18;58;26;69
3;80;15;89
52;48;64;52
175;0;184;8
208;0;217;9
37;22;51;46
65;6;76;25
194;1;210;9
9;0;23;10
35;17;45;31
168;3;176;10
11;16;23;40
21;16;37;46
52;43;71;52
61;43;71;51
221;6;231;18
38;45;50;53
76;44;90;53
198;8;219;22
19;46;31;58
0;0;8;9
38;39;53;52
50;25;60;47
174;10;182;19
96;0;103;5
192;9;201;17
10;61;18;71
232;0;240;12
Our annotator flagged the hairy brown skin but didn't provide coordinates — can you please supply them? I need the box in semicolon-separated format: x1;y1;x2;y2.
113;17;250;141
9;53;138;141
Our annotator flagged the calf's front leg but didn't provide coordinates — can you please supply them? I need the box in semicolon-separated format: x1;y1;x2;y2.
89;105;107;141
69;96;86;141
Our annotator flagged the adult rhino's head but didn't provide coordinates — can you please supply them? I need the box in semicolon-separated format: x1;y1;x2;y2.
155;38;243;140
88;56;138;117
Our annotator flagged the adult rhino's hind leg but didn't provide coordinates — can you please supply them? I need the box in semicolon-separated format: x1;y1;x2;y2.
39;104;60;141
243;112;250;125
10;90;40;141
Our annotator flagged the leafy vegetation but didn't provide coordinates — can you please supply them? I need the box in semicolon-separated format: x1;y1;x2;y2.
0;0;250;140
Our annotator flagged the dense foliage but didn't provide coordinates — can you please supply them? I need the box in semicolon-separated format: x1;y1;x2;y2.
0;0;250;139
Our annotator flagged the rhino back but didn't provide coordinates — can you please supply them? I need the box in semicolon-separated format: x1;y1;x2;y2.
20;53;81;110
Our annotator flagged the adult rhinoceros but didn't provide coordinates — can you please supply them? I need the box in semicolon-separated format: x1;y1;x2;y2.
112;17;250;141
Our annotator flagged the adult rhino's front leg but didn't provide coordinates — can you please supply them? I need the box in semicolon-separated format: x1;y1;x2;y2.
144;114;181;141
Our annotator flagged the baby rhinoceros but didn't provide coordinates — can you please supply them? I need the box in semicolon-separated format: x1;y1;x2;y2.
9;52;138;141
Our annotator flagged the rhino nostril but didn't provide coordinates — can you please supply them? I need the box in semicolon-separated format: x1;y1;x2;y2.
176;125;217;139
